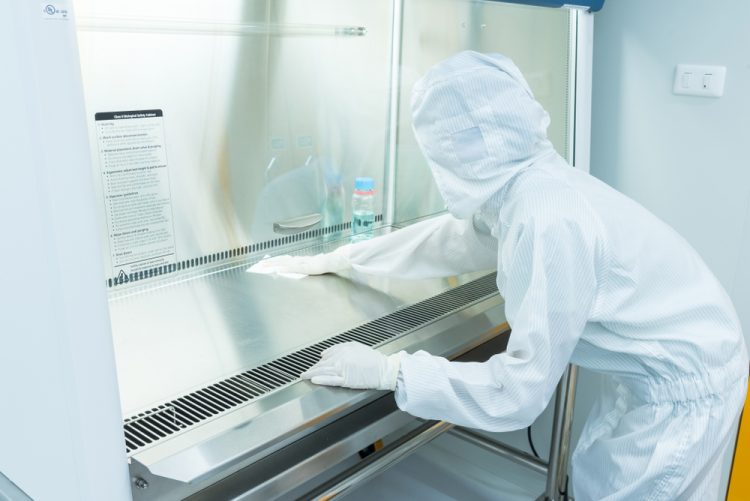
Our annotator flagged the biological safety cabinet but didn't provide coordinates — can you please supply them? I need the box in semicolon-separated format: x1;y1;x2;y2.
0;1;599;499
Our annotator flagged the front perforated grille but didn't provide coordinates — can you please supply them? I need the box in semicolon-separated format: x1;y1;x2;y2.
123;272;498;454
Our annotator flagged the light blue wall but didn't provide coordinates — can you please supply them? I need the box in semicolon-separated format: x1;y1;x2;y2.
590;0;750;495
591;0;750;318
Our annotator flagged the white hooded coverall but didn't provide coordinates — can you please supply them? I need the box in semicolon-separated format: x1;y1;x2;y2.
338;52;748;500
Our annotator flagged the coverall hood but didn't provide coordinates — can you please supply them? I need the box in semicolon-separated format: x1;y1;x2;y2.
411;51;555;219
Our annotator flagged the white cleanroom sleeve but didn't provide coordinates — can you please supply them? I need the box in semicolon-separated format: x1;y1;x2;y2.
342;213;497;279
395;211;599;430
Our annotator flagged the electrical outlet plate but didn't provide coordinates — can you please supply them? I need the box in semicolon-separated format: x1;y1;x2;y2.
673;64;726;98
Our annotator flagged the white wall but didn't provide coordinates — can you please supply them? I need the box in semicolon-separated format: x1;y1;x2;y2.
590;0;750;496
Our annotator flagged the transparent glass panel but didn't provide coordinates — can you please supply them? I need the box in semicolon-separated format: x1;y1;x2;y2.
74;0;393;286
394;1;571;223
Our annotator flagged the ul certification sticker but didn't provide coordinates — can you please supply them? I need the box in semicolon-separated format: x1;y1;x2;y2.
41;3;69;20
95;110;177;280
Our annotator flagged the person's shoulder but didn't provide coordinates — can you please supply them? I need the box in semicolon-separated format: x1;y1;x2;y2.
506;171;591;226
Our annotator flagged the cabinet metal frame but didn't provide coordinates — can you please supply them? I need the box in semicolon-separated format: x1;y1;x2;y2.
303;367;578;501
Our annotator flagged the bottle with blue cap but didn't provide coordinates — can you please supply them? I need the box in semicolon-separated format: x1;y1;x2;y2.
351;177;375;242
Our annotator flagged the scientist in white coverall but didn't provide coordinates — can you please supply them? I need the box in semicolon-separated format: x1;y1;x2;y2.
258;51;749;499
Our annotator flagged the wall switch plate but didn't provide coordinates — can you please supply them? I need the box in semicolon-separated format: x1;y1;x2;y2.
673;64;726;97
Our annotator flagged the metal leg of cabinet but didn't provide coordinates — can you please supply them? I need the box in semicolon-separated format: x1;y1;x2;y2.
447;364;579;501
542;364;579;501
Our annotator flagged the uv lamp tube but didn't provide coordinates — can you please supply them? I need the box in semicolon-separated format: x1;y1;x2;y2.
76;16;367;37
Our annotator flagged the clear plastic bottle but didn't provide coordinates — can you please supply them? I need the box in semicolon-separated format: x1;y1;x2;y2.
351;177;375;242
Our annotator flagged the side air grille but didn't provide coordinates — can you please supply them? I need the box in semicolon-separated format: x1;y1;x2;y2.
124;273;498;454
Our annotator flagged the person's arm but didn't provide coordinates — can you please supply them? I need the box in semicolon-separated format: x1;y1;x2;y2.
250;213;497;279
304;210;601;431
344;213;496;278
393;214;600;430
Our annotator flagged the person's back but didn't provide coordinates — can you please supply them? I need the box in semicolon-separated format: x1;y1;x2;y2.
500;158;748;499
504;159;746;378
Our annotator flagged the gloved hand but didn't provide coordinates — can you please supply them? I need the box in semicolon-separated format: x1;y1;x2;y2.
250;247;351;276
301;342;404;390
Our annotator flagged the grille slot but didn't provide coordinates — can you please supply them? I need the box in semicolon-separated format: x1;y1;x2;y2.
123;405;187;453
191;391;227;413
172;399;208;422
243;365;294;389
333;331;370;345
289;350;319;366
123;272;498;455
268;356;311;378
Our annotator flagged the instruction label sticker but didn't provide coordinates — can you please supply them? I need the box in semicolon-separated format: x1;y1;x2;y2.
95;110;176;280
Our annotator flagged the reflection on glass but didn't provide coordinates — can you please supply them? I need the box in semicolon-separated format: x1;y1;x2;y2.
251;156;343;242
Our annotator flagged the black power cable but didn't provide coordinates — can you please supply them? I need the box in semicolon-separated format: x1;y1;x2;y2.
527;425;540;459
559;473;571;500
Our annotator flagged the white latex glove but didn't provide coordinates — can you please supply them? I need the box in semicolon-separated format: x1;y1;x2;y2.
301;342;404;390
248;247;350;276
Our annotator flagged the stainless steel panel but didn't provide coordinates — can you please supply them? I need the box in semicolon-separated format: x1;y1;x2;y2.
127;294;505;489
74;0;394;281
194;406;418;500
108;241;490;417
309;420;456;500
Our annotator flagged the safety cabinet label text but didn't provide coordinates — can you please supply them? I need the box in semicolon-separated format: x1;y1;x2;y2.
95;109;177;280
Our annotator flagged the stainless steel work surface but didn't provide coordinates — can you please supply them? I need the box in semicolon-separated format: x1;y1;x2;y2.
109;254;488;417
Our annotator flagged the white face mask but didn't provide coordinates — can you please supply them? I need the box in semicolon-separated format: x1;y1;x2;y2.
411;51;554;220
